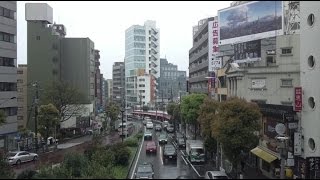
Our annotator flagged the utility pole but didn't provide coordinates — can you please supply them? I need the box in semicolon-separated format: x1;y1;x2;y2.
161;90;164;122
33;82;39;153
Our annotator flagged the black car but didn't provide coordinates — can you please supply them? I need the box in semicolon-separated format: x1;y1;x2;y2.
177;138;186;148
158;133;168;145
144;130;153;140
166;125;174;133
163;144;177;162
135;162;154;179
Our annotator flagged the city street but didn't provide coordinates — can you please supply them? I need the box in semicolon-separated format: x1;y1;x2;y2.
131;122;200;179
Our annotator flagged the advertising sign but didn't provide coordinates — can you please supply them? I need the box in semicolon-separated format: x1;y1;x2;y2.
251;79;266;89
294;132;302;156
208;20;221;72
218;1;283;45
234;39;261;63
294;87;302;112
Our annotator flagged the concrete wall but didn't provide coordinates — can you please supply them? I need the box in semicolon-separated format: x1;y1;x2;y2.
300;1;320;158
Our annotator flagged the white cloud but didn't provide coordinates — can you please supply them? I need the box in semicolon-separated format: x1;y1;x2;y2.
17;1;231;79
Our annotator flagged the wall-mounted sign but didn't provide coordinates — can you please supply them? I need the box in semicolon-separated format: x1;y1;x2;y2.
208;20;221;71
294;87;302;112
251;79;266;89
294;132;302;156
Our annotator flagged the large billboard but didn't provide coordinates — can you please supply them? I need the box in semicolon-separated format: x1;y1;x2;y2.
218;1;283;45
234;39;261;63
208;20;222;72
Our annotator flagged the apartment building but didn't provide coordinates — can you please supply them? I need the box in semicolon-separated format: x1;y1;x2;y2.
125;20;160;108
17;64;27;129
0;1;17;152
189;17;215;94
112;62;125;107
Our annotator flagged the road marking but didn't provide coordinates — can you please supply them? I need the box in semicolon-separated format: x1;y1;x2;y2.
180;154;188;165
130;132;144;179
180;150;186;156
159;145;164;165
181;151;201;177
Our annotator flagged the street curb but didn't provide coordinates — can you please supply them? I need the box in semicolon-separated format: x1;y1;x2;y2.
126;125;143;179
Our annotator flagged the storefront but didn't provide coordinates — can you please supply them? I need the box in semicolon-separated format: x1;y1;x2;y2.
250;104;297;178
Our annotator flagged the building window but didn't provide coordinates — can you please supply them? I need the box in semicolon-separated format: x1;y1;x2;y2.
281;79;293;87
281;48;292;55
36;36;40;40
266;56;276;66
17;70;23;74
251;99;267;104
0;7;15;19
139;79;145;82
0;107;18;116
261;160;271;172
0;82;17;91
0;57;15;67
139;84;145;87
0;32;15;43
17;79;23;83
281;101;293;106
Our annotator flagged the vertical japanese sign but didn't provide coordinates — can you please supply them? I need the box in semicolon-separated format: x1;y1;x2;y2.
294;87;302;112
208;20;221;72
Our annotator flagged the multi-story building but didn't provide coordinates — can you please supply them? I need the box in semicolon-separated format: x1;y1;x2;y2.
0;1;17;152
101;77;106;110
61;37;95;104
189;17;215;94
94;49;102;112
17;64;27;129
106;79;113;104
125;20;160;108
213;1;300;178
100;73;104;111
159;58;187;103
112;62;125;107
297;1;320;179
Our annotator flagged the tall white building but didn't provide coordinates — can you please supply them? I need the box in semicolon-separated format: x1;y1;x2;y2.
300;1;320;159
125;20;160;107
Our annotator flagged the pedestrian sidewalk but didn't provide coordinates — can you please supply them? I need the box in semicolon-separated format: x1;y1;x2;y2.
242;164;269;179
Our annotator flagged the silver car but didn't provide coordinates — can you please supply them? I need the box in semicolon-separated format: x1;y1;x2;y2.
7;151;38;165
204;171;229;179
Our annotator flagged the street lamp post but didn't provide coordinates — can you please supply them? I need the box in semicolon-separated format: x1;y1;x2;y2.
276;135;289;179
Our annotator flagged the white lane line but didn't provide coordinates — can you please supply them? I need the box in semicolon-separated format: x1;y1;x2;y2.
180;151;201;177
180;150;186;156
130;133;145;179
189;161;201;177
180;154;188;165
159;145;164;165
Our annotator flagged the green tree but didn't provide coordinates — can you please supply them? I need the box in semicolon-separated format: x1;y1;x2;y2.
167;102;176;116
106;102;120;130
181;94;207;139
0;110;6;126
198;97;219;157
42;81;87;122
63;152;90;178
0;152;14;179
38;103;60;140
212;97;261;174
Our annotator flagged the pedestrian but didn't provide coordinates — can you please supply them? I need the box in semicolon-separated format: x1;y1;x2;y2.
239;172;243;179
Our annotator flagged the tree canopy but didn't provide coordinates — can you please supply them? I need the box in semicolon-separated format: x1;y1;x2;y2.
181;94;207;125
38;103;60;139
198;97;219;138
212;97;261;168
41;81;87;122
0;110;6;126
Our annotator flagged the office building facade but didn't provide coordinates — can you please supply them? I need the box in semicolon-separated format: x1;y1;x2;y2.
125;20;160;108
0;1;17;152
112;62;125;107
17;64;27;129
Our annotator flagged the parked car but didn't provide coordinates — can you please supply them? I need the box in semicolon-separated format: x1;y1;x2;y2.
7;151;38;165
146;122;154;129
177;137;186;148
204;171;229;179
155;124;162;131
158;133;168;145
146;141;157;154
135;162;154;179
166;124;174;133
162;144;177;162
144;130;153;140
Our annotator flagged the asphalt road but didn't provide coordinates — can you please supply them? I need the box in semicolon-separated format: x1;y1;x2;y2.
132;123;198;179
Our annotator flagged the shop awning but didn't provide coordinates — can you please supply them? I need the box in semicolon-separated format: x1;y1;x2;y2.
251;147;278;163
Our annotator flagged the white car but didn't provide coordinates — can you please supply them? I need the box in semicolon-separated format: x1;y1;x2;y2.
7;151;38;165
204;171;229;179
146;122;154;129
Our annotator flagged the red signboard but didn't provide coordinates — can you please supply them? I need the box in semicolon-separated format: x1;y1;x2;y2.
294;87;302;112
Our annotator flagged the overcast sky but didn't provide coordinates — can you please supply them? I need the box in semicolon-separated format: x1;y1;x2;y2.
17;1;232;79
